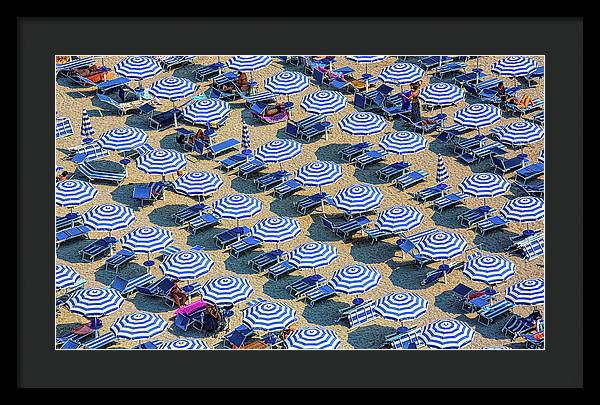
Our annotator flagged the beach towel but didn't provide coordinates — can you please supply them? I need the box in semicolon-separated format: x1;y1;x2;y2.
174;299;207;316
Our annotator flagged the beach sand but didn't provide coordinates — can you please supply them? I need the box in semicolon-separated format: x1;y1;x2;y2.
55;55;544;349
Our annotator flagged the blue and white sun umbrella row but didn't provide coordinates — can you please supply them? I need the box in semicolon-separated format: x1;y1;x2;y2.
136;148;187;176
56;264;82;290
378;63;424;86
414;231;468;261
182;98;231;125
505;278;544;306
285;327;341;350
421;319;475;349
242;301;297;332
375;292;428;322
55;180;98;208
98;127;148;151
330;264;381;295
464;254;516;285
201;276;254;306
264;71;309;96
212;194;262;223
82;203;136;234
172;171;223;198
301;90;348;115
375;205;424;234
251;216;301;245
226;55;272;72
288;242;338;270
110;312;168;341
159;249;214;280
114;56;162;80
332;184;384;214
66;288;124;318
255;139;302;164
491;56;539;78
379;131;427;158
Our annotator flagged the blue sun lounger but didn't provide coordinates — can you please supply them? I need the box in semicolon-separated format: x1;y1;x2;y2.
529;110;544;126
521;331;545;349
294;192;330;215
475;215;509;235
301;284;337;306
430;192;468;212
71;143;110;164
478;300;515;325
383;326;425;349
458;142;507;164
376;161;412;182
207;138;240;157
81;332;118;350
514;181;544;197
188;213;222;234
76;75;131;94
458;206;496;227
454;70;488;86
55;117;74;139
299;121;333;142
56;212;84;231
229;236;263;258
158;55;195;71
420;263;461;286
77;161;127;185
397;113;446;134
56;225;92;246
238;159;267;179
195;62;226;81
520;239;545;261
148;108;183;130
341;300;381;330
412;183;451;202
339;142;374;162
364;227;396;244
272;179;304;199
104;249;135;271
452;134;487;154
133;182;165;207
223;324;256;349
503;313;539;340
80;237;116;262
395;169;430;191
432;61;467;78
354;149;389;169
249;249;286;272
524;66;544;87
515;162;544;183
96;93;155;116
353;84;394;110
436;124;473;143
220;153;250;172
491;155;528;174
110;273;157;297
285;114;325;138
286;274;327;298
418;56;453;69
397;239;434;268
505;98;544;116
214;226;252;249
264;260;298;280
173;203;210;225
255;170;291;191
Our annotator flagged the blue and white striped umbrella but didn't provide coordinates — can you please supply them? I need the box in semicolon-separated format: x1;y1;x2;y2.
419;83;464;106
491;56;539;78
160;338;210;350
458;173;510;199
113;56;162;80
295;161;343;189
82;204;135;233
98;127;148;151
136;148;187;176
496;121;545;147
346;55;388;63
254;139;302;164
242;301;297;332
330;264;381;295
55;264;82;290
212;194;262;221
338;112;387;137
159;249;214;280
111;312;168;341
454;104;502;131
500;197;545;223
539;149;545;163
505;278;544;306
414;230;468;261
285;326;341;350
251;216;301;244
374;292;428;322
55;56;97;73
226;55;272;72
378;63;425;86
172;171;223;197
66;288;124;318
288;242;338;270
241;122;250;151
181;98;231;125
421;319;475;349
55;180;98;208
264;71;309;96
300;90;348;115
332;184;384;214
464;254;516;285
437;153;449;183
120;226;173;254
201;276;254;306
148;77;198;101
81;109;95;140
379;131;427;156
375;205;424;234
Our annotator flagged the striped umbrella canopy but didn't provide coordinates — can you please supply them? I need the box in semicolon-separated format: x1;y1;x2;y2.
82;203;136;235
55;264;82;290
226;55;272;72
421;319;475;349
136;148;187;177
288;242;338;270
148;76;198;102
81;109;95;141
505;278;545;306
374;292;429;322
300;90;348;115
338;112;387;140
55;180;98;208
264;71;309;97
55;56;97;73
285;326;341;350
160;338;210;350
212;194;262;225
251;216;301;246
375;205;424;234
500;197;545;223
458;173;510;202
181;98;231;125
201;276;254;307
330;264;381;295
437;153;449;183
414;231;468;261
111;312;168;341
254;139;302;165
454;104;502;133
332;184;384;214
379;131;427;159
496;121;545;147
346;55;388;73
113;56;162;80
464;254;516;285
378;63;425;86
172;171;223;198
482;346;512;350
120;226;173;256
241;122;250;152
66;288;124;318
296;161;343;191
419;83;464;110
491;56;539;80
159;249;214;281
98;127;148;151
539;149;545;163
242;301;297;332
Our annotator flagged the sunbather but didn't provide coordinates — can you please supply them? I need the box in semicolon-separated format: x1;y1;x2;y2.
497;82;508;102
402;82;422;123
169;280;187;307
507;94;533;109
220;71;251;93
71;64;104;80
56;171;69;182
264;102;287;117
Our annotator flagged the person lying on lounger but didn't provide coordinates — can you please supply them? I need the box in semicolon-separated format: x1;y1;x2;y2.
71;64;103;78
220;71;251;93
264;102;287;117
507;94;534;109
170;280;188;307
56;171;69;182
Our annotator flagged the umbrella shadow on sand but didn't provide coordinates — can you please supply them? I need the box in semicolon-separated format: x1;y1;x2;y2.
474;230;519;254
352;165;388;185
56;238;97;264
109;184;138;209
387;262;430;291
301;299;347;327
147;204;188;228
186;226;226;252
430;210;464;230
224;254;262;276
315;143;350;164
347;325;397;349
433;290;467;315
349;241;397;265
230;177;262;195
269;198;303;218
262;275;303;300
306;215;339;242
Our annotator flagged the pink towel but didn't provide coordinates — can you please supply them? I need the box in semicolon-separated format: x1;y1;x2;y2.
175;299;206;316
